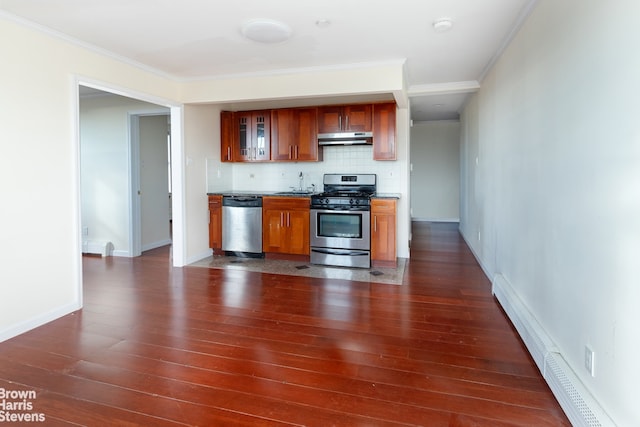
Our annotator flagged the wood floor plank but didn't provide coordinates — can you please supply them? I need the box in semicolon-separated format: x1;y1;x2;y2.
0;222;570;426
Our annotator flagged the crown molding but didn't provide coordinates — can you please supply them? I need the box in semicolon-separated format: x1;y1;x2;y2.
1;10;179;81
408;81;480;97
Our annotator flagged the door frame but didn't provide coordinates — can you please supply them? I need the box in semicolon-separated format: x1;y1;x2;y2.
128;111;171;257
75;77;186;267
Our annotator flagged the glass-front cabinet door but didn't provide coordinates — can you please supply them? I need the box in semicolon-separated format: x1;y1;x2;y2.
235;111;270;162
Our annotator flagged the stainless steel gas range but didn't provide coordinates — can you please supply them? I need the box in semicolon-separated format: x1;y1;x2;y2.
310;174;376;268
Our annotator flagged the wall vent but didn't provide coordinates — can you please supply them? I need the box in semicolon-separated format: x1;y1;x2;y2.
545;353;613;427
492;274;615;427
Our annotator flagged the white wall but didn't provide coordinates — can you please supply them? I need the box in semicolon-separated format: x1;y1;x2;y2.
183;104;221;263
80;95;169;255
410;121;460;221
0;15;179;341
459;1;640;425
139;114;171;251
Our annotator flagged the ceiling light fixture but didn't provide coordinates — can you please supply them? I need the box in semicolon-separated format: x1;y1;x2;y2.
241;19;292;43
432;18;453;33
315;19;331;29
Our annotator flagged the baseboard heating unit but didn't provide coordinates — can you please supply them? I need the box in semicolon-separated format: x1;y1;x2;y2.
82;240;113;257
492;274;615;427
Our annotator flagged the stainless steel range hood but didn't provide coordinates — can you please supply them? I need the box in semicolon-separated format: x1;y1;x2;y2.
318;131;373;146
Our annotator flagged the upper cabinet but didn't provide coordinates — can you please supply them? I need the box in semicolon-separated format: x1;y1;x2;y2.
318;104;372;133
271;107;320;162
220;110;270;162
220;101;396;163
235;111;271;162
220;111;235;162
373;103;397;160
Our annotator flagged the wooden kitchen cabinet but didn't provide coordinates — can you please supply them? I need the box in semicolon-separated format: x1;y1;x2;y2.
208;195;223;253
373;102;397;160
318;104;372;133
371;198;397;267
234;110;271;162
271;107;320;161
262;197;310;257
220;111;235;162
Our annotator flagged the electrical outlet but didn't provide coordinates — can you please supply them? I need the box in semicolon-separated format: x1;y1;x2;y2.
585;346;595;377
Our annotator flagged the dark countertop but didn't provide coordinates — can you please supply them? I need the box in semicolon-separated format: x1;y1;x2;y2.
207;191;400;199
207;191;311;197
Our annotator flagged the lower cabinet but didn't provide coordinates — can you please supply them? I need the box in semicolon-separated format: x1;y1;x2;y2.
262;197;310;256
208;195;223;253
371;199;397;267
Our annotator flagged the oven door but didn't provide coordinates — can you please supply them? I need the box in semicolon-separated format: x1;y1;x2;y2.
310;208;370;251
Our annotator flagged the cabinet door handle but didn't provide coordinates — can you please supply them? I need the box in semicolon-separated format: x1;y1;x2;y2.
345;115;349;130
227;147;231;161
289;145;293;160
280;212;284;227
374;216;377;232
339;115;342;130
287;212;291;227
294;145;298;159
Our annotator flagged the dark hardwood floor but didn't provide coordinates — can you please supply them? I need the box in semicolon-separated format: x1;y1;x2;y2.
0;222;569;426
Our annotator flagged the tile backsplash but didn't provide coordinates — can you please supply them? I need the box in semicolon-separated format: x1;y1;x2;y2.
207;145;402;194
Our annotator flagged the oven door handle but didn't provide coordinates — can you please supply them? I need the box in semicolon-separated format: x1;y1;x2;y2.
311;248;369;257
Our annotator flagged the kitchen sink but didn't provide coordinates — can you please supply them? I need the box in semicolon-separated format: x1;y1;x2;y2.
274;191;314;195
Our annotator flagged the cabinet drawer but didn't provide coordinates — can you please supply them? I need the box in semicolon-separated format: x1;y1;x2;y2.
208;195;222;208
263;196;310;211
371;199;396;214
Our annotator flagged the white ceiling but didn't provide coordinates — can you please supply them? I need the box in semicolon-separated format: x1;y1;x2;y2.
0;0;535;121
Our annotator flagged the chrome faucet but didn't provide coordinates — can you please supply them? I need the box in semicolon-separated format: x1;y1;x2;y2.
298;171;304;191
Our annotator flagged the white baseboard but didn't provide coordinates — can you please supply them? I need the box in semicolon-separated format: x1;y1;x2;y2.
82;240;113;257
411;217;460;223
185;248;213;266
492;274;615;427
142;239;172;252
0;301;81;343
112;249;131;257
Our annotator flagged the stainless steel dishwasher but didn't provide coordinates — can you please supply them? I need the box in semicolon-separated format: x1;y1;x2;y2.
222;196;263;256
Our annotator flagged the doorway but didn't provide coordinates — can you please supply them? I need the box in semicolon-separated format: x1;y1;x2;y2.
77;82;185;265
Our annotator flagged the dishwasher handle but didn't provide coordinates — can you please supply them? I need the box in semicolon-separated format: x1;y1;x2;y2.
222;196;262;207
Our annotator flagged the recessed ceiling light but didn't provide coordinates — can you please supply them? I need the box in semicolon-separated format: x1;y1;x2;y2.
241;19;292;43
315;19;331;28
433;18;453;33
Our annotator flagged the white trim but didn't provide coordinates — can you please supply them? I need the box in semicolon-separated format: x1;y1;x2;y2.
70;78;84;320
128;114;142;257
74;78;186;268
408;80;481;97
492;274;615;427
141;239;172;252
458;226;493;281
111;250;131;258
185;249;214;266
169;106;186;267
411;217;460;223
0;302;81;344
128;110;171;258
477;0;539;82
0;10;177;81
